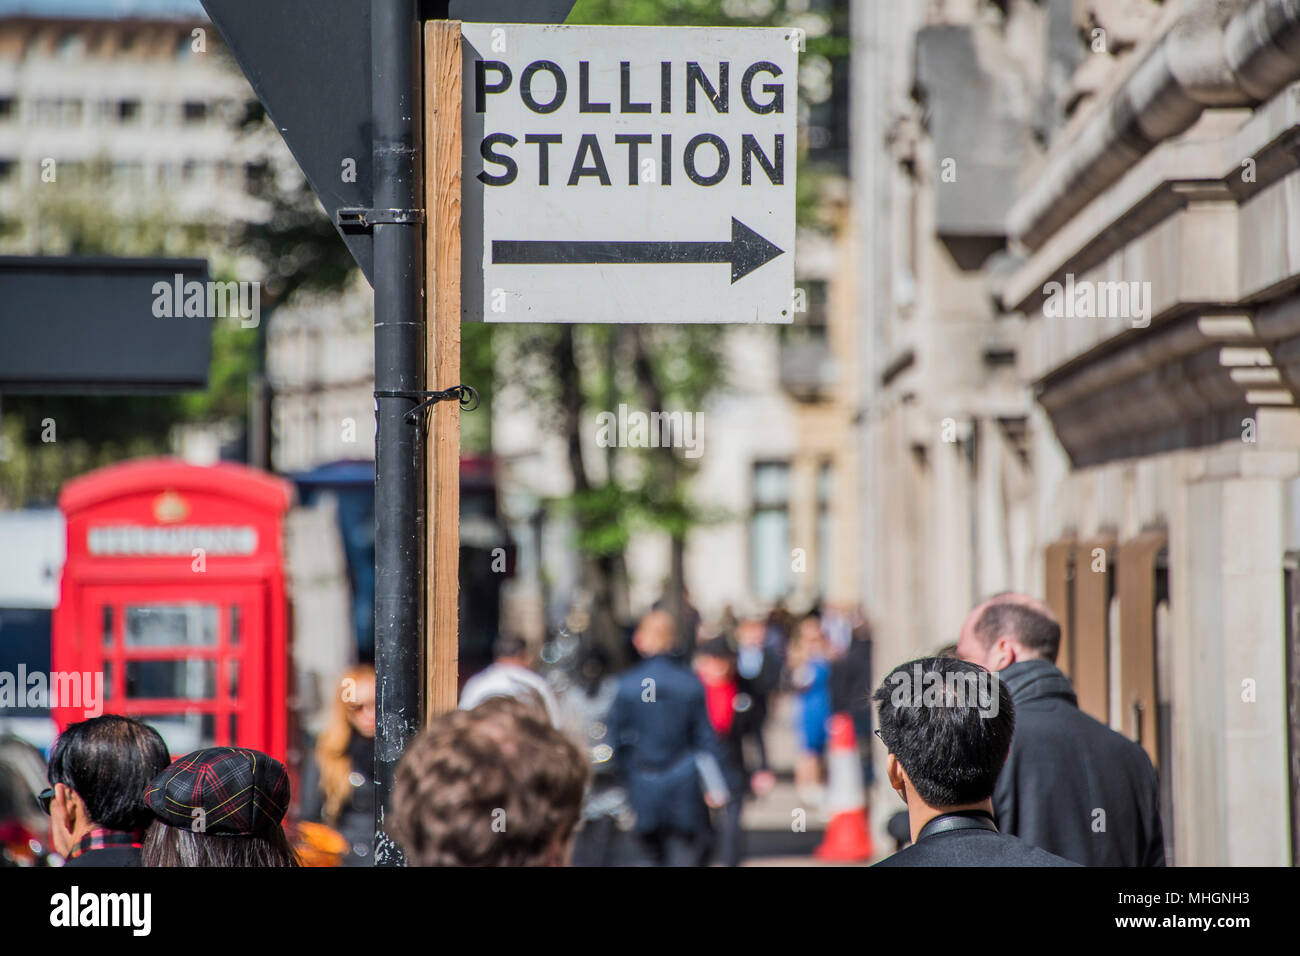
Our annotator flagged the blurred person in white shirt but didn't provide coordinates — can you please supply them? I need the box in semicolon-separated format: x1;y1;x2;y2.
459;633;560;726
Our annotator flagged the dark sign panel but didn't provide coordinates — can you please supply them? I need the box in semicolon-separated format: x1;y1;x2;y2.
0;257;212;393
199;0;577;286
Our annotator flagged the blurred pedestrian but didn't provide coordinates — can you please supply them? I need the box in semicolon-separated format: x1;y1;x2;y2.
390;696;588;866
143;747;299;867
734;613;780;795
718;603;739;640
301;663;376;865
766;599;794;659
653;585;703;661
830;617;875;789
789;615;832;807
695;637;748;866
872;657;1076;867
44;715;170;867
956;593;1165;866
821;601;854;659
460;632;560;725
560;644;634;866
606;609;726;866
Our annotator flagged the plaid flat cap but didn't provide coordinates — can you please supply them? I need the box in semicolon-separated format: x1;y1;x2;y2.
145;747;290;836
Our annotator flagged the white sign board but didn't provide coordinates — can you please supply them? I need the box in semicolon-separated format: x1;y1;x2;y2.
460;23;797;323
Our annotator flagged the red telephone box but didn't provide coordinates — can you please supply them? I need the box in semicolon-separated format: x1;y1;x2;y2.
52;459;293;762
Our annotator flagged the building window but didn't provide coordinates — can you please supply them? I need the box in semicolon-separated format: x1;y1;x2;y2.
57;32;86;59
0;98;14;122
116;99;141;123
182;100;208;124
751;461;791;601
111;161;145;186
245;161;271;193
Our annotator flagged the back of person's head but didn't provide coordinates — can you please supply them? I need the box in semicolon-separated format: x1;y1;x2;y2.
390;696;588;866
493;632;529;662
633;609;677;657
47;715;170;831
697;636;735;662
972;597;1061;662
873;658;1015;807
735;615;766;645
142;747;298;867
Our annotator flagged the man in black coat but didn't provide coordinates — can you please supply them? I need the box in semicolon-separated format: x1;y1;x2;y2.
733;614;781;780
606;609;727;866
45;715;171;867
872;656;1076;867
956;593;1166;867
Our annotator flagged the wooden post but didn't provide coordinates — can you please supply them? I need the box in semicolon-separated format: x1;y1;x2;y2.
424;20;462;718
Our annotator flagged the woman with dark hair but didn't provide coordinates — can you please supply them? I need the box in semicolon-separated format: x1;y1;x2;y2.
142;747;299;867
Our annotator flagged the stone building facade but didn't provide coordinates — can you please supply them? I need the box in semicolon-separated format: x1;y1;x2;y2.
855;0;1300;864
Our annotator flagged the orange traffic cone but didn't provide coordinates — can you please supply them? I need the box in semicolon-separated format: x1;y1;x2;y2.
814;713;874;862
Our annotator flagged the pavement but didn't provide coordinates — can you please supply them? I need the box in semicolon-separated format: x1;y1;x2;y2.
738;694;875;867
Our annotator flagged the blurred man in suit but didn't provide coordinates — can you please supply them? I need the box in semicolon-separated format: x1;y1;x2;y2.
873;657;1075;867
956;592;1165;866
606;609;726;866
733;613;780;794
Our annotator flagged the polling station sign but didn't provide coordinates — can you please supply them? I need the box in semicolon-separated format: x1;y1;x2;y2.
461;23;797;323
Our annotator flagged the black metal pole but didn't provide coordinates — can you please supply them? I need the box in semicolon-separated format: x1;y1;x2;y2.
371;0;424;866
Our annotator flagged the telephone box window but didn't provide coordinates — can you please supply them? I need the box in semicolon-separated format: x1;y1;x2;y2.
229;604;241;646
137;712;217;755
125;604;217;646
101;605;114;648
126;659;216;700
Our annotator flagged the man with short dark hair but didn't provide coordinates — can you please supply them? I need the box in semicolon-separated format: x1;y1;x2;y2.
44;715;171;867
956;592;1165;866
872;657;1075;867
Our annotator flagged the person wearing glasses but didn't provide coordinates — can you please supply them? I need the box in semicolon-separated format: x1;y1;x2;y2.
872;657;1076;867
42;715;171;867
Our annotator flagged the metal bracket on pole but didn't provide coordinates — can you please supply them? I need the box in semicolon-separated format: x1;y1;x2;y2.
375;384;480;423
336;207;426;230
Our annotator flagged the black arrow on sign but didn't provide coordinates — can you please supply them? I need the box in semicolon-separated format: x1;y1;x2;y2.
492;217;784;284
